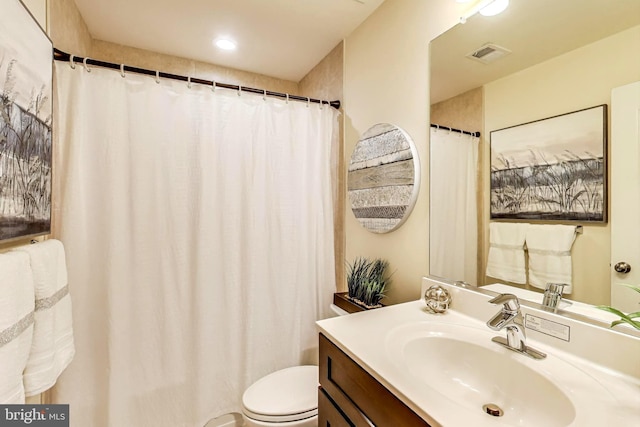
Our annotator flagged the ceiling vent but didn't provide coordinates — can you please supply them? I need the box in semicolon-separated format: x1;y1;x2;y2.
466;43;511;64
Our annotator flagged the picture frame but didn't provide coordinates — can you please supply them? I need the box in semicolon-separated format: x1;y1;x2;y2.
0;0;53;242
490;105;607;222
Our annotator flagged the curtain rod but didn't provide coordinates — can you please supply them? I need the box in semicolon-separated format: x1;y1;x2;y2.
53;48;341;110
430;123;480;138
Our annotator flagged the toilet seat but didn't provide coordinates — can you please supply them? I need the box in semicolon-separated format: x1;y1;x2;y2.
242;365;318;423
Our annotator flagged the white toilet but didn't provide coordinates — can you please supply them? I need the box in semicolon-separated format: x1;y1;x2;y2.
241;304;348;427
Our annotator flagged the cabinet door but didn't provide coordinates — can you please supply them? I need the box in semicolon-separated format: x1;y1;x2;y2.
319;334;431;426
318;388;353;427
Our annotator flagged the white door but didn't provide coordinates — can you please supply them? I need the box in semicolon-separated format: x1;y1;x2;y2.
611;81;640;312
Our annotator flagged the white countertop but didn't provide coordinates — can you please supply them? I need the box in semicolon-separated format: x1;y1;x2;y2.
317;293;640;427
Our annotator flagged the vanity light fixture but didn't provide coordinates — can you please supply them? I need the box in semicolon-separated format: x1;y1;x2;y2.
479;0;509;16
460;0;509;23
214;38;237;51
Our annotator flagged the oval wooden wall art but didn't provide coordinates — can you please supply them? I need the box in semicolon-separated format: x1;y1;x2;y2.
348;123;420;233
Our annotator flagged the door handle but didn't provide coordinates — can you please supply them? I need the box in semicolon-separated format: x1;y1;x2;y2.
614;262;632;274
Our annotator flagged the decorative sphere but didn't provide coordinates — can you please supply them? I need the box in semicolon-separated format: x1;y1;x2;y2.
424;285;452;313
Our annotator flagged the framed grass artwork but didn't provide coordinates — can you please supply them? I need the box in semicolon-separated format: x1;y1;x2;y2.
490;105;607;222
0;0;52;241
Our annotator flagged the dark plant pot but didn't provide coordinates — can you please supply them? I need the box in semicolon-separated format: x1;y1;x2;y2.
333;292;384;314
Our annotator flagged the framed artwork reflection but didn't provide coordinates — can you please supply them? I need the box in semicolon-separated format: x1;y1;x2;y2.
490;105;607;222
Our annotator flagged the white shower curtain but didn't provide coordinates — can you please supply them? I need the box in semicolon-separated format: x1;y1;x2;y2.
52;63;337;427
429;128;478;285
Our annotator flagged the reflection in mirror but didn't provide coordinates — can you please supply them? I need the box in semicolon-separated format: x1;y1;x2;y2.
348;123;420;234
429;0;640;328
429;125;479;285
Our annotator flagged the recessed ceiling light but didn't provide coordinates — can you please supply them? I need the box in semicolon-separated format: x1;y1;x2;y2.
214;38;237;51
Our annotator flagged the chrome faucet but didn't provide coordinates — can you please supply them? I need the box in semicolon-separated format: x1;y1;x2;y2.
542;283;567;310
487;293;546;360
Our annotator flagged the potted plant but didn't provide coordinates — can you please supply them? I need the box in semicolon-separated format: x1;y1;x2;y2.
334;257;391;313
596;284;640;330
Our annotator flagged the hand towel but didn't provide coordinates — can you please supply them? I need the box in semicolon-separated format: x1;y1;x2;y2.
525;224;577;293
12;239;75;396
0;251;35;403
485;222;528;284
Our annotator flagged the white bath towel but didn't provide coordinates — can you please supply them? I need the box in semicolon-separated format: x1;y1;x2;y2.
485;222;529;284
12;240;75;396
526;225;577;293
0;251;35;403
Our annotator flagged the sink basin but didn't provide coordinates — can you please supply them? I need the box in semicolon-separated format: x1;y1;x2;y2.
386;321;615;427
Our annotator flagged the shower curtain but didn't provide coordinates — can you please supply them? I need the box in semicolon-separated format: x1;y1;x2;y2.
52;63;337;427
429;128;478;285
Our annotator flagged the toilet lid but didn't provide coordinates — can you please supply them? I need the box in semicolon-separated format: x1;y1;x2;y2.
242;365;318;422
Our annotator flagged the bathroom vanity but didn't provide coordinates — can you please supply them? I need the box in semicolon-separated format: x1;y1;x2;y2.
316;277;640;427
318;333;429;426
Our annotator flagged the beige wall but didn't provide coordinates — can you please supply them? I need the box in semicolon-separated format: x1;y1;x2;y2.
483;25;640;305
91;40;299;95
430;88;483;133
299;43;345;289
343;0;463;304
49;0;92;56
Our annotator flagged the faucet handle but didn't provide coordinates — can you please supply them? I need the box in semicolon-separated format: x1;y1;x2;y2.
542;283;566;309
488;293;520;312
544;283;566;294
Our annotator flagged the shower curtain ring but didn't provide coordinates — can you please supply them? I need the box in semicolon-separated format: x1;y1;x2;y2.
263;89;267;101
285;93;289;104
69;54;76;69
120;64;126;78
237;85;242;96
306;97;310;108
212;80;216;92
187;76;192;89
83;57;91;72
155;71;160;84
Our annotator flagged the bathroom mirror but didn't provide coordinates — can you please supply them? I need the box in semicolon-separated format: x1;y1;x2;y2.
429;0;640;326
348;123;420;233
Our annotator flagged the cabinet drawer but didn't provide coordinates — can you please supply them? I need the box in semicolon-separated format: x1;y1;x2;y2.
318;387;352;427
319;333;431;427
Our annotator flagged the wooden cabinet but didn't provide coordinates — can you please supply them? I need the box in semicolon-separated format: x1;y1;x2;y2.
318;333;431;427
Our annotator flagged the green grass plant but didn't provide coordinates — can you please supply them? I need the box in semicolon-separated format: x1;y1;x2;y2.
596;284;640;330
346;257;391;308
